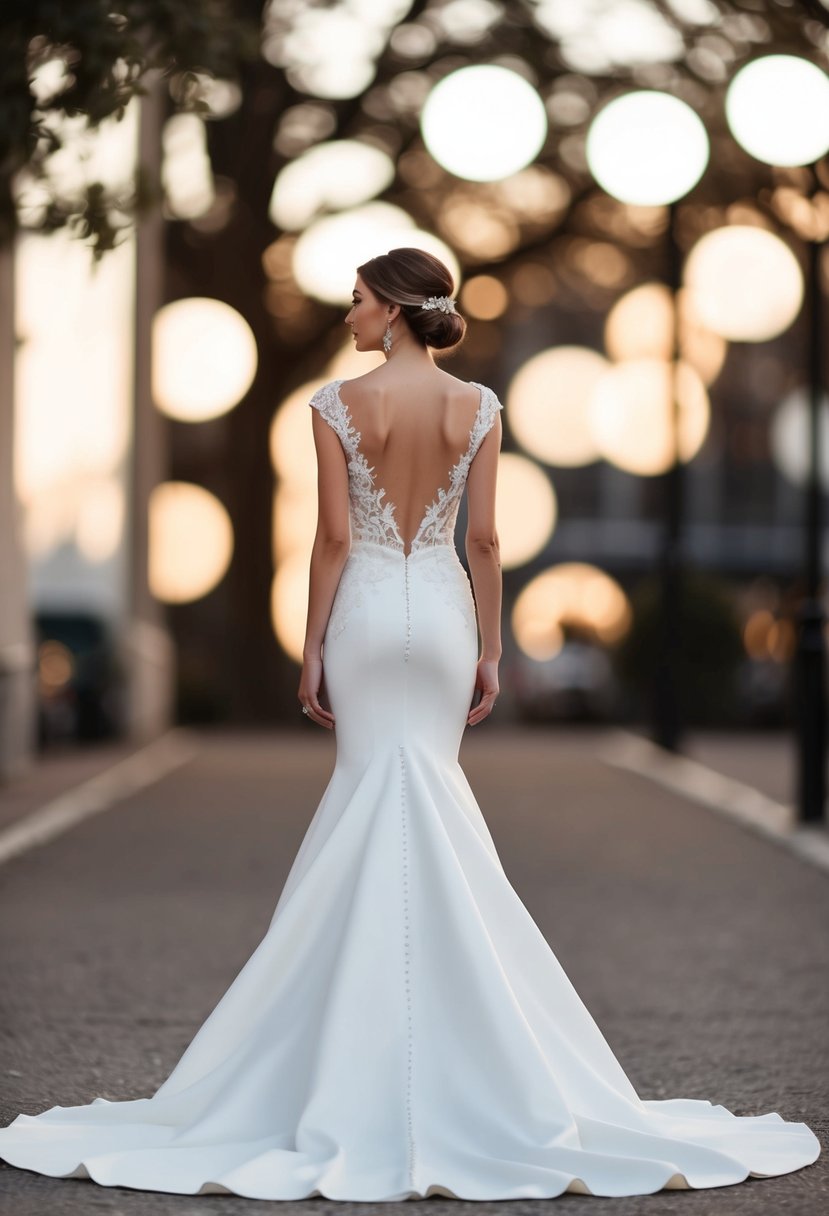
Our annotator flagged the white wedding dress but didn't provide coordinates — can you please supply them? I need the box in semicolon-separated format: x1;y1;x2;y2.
0;378;820;1201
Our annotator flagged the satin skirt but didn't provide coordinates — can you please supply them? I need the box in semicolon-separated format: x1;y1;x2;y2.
0;540;820;1199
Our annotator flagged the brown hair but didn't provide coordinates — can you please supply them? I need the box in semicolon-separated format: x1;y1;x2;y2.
357;247;466;352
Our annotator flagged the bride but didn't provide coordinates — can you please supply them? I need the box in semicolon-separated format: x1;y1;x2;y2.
0;248;820;1201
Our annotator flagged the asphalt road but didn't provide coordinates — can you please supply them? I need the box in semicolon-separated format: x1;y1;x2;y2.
0;726;826;1216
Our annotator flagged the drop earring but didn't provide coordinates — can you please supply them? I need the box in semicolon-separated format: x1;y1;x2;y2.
383;322;393;354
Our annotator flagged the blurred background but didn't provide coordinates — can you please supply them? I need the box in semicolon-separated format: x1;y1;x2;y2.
1;0;827;820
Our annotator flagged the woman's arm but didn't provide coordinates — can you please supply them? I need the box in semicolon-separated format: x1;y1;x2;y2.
464;415;503;725
298;409;351;728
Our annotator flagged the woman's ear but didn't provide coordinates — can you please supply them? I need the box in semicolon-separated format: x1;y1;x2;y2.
387;302;401;323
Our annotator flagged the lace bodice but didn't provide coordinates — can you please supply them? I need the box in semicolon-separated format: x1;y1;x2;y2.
308;379;503;554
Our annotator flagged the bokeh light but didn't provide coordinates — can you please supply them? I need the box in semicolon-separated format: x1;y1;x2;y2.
270;554;310;663
269;380;322;483
532;0;691;74
440;195;520;260
683;226;803;342
590;359;710;475
15;92;139;218
586;91;709;205
38;640;74;695
149;481;234;603
604;283;727;386
262;1;408;99
269;140;394;231
325;339;386;381
512;563;632;661
743;608;796;663
293;202;459;305
460;275;509;320
494;453;557;568
152;298;258;422
507;347;609;467
726;56;829;168
770;389;829;489
162;114;215;220
273;484;318;567
420;66;547;182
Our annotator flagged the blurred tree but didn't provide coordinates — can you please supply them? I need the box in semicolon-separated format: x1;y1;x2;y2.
2;0;827;263
0;0;259;256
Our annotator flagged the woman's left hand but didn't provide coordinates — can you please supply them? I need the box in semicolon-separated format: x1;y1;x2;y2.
298;656;335;730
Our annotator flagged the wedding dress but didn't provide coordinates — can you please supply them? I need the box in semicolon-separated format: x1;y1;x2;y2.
0;378;820;1201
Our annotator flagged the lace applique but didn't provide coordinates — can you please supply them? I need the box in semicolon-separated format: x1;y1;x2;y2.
309;379;503;555
310;381;405;551
412;384;502;551
420;548;476;632
326;546;394;640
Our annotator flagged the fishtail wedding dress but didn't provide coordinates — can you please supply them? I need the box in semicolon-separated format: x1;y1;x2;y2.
0;378;820;1200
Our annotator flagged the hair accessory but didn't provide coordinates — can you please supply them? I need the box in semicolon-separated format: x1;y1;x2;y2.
421;295;457;315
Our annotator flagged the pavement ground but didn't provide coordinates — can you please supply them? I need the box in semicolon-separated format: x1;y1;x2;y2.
0;725;827;1216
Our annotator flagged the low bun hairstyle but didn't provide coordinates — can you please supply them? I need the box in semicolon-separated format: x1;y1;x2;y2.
356;248;467;352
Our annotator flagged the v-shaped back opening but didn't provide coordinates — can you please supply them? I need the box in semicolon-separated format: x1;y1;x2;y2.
335;380;487;557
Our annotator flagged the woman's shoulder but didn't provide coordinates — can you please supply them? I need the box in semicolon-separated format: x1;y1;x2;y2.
309;372;502;413
463;379;504;411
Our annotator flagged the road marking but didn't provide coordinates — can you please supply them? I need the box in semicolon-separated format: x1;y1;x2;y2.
0;729;200;867
601;729;829;876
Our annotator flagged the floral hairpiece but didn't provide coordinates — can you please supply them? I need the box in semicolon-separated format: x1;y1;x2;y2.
420;295;457;314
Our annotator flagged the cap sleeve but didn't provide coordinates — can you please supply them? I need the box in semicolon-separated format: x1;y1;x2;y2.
467;383;503;462
307;379;357;455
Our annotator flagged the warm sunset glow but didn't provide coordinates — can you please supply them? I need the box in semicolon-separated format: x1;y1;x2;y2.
590;360;710;475
495;453;557;568
507;347;609;467
75;477;125;563
512;563;632;661
684;226;803;342
15;228;134;572
149;481;234;603
152;297;258;421
421;66;547;183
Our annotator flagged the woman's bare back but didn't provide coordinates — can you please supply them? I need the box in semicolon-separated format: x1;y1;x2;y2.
338;369;483;554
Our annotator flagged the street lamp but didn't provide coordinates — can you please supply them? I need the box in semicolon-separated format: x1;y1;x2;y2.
726;54;829;824
586;91;709;750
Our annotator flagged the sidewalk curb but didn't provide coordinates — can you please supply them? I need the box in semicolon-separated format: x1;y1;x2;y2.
601;729;829;877
0;729;201;868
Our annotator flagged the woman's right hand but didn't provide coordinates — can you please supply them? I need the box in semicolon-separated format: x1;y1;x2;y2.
298;655;335;730
467;657;499;726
